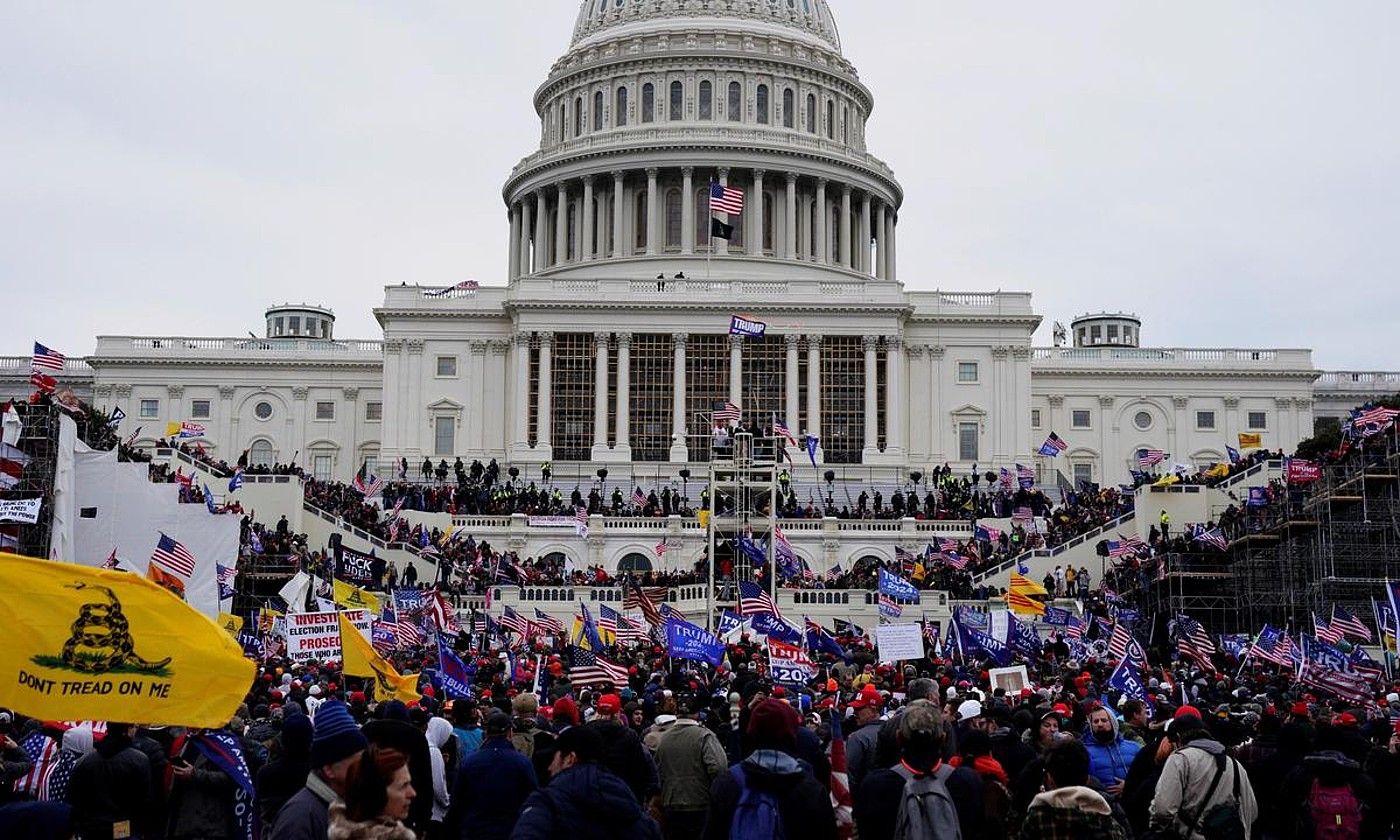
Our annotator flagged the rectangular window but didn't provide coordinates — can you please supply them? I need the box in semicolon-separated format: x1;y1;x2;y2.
140;399;159;419
630;334;675;462
434;416;455;456
1071;409;1092;429
551;333;597;461
957;361;979;383
315;401;335;421
1196;410;1216;430
365;402;383;422
436;356;458;377
288;316;301;334
1107;324;1119;342
274;317;284;336
1090;325;1101;344
820;337;866;464
1248;411;1267;430
313;455;333;481
958;422;979;461
1031;409;1042;428
1073;463;1093;487
190;400;211;419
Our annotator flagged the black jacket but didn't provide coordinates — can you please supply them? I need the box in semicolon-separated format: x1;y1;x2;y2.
586;718;657;802
514;763;660;840
362;717;433;834
706;749;836;840
854;761;983;840
64;733;153;840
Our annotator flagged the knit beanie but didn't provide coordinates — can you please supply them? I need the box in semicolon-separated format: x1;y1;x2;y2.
747;698;799;749
310;700;367;768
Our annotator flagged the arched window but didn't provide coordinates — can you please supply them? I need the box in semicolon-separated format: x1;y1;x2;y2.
249;439;274;468
805;93;816;133
558;102;566;140
695;187;712;249
615;86;628;126
635;191;648;250
641;83;654;123
782;88;794;128
698;80;713;120
664;188;682;249
727;81;742;121
566;202;577;261
842;105;849;143
617;553;652;573
574;96;583;136
593;91;603;131
829;205;841;261
763;191;776;252
669;80;683;120
826;99;834;138
756;84;769;124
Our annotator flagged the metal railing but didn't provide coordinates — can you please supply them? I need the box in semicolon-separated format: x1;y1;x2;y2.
972;510;1136;584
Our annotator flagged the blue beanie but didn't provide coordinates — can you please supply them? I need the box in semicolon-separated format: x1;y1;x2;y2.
310;700;367;768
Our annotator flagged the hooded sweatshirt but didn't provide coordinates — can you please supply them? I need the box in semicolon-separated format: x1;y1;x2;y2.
513;762;660;840
425;717;454;823
706;750;837;840
1084;713;1141;792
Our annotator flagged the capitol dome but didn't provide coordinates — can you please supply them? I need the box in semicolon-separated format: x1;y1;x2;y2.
572;0;842;54
500;0;901;285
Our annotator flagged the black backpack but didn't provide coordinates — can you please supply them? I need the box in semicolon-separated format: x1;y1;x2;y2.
1186;751;1245;840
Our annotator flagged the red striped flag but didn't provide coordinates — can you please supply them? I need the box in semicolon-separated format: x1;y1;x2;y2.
708;182;745;214
151;532;197;578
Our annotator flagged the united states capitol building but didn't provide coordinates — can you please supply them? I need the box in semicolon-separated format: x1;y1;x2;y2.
8;0;1392;498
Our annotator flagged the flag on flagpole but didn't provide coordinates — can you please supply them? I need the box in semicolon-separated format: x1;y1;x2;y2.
709;182;745;214
1038;432;1068;457
31;342;66;373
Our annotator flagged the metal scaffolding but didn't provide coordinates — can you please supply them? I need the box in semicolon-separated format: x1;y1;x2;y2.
705;431;779;629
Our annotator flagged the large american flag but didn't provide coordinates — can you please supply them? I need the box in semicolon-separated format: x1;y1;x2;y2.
31;342;66;373
1313;613;1345;645
604;605;647;644
499;605;529;636
632;487;648;508
1174;613;1217;666
624;581;666;627
533;608;564;635
713;400;742;423
567;646;629;689
709;182;745;214
738;580;778;616
1331;605;1373;642
1193;526;1228;551
151;532;197;578
1106;622;1135;660
1249;627;1295;667
772;415;796;446
1137;448;1168;468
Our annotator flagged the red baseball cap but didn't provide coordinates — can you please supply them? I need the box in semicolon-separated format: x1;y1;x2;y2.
597;693;622;715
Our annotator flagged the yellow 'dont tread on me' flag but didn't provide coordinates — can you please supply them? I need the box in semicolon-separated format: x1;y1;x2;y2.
0;555;254;728
337;611;419;704
332;578;381;615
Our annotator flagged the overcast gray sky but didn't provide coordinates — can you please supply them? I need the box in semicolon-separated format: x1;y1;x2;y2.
3;1;1397;368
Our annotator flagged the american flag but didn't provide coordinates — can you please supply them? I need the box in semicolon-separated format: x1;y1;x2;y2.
575;505;590;537
596;603;620;640
534;608;563;634
1174;613;1217;666
31;342;66;373
606;606;647;644
15;731;61;799
499;605;529;635
1137;448;1168;467
1107;622;1136;660
427;588;460;635
1313;612;1345;645
101;548;120;570
1065;617;1084;641
829;710;854;840
1348;405;1400;438
1299;660;1374;706
624;580;666;626
738;580;778;616
1017;463;1036;488
1039;432;1068;455
772;416;796;446
938;538;960;554
632;487;648;508
1331;605;1373;642
151;532;197;578
567;646;629;689
709;182;745;214
655;539;668;557
1193;526;1228;551
1249;627;1295;667
713;400;742;423
941;552;969;571
469;611;489;634
1012;506;1033;523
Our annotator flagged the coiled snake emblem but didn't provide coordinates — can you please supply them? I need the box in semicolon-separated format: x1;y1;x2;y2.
58;583;172;674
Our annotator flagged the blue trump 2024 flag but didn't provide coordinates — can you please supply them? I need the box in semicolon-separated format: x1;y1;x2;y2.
878;568;920;604
1108;642;1147;700
749;611;802;645
665;616;724;666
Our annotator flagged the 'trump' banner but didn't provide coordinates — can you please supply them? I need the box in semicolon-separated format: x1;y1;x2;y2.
729;315;767;338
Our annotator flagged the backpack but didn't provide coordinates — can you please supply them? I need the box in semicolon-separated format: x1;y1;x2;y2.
1185;751;1245;840
728;765;786;840
892;763;963;840
1308;778;1362;840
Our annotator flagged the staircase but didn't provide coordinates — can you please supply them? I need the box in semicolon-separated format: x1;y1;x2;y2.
972;509;1136;590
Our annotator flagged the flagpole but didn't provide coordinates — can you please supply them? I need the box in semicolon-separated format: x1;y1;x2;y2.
706;184;713;280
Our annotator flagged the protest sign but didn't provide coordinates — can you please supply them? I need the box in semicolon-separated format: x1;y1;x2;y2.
876;623;925;662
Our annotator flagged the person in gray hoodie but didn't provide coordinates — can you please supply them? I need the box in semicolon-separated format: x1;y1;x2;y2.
1149;714;1258;840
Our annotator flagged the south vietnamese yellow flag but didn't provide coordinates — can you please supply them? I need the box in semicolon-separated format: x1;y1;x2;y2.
338;611;418;704
1238;432;1263;449
1007;572;1049;617
0;555;254;728
332;579;381;615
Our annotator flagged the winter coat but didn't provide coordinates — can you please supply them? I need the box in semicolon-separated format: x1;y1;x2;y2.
844;719;884;795
63;733;153;840
255;757;311;827
1149;737;1259;840
326;802;416;840
653;719;727;811
855;759;983;840
166;745;238;839
362;716;433;835
444;736;537;840
514;762;661;840
1084;715;1142;791
707;749;836;840
1278;750;1381;840
426;717;453;823
267;771;338;840
587;717;657;803
1019;785;1128;840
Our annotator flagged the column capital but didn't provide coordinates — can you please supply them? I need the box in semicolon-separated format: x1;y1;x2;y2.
1273;396;1293;408
1223;396;1240;408
804;334;823;351
1173;395;1191;409
1047;394;1065;407
729;333;745;350
1296;398;1313;409
672;332;689;348
94;384;113;399
538;331;554;348
616;331;633;348
488;340;511;356
581;174;595;186
885;336;903;351
218;385;236;399
907;344;925;359
841;182;853;196
469;340;488;355
1098;395;1116;408
291;386;309;401
342;387;360;401
114;384;132;397
1011;346;1032;359
785;171;798;184
991;345;1010;360
167;384;184;398
928;345;946;360
406;338;425;354
611;170;626;181
784;333;801;348
645;167;659;178
556;181;568;194
514;333;532;347
594;331;612;345
384;338;405;353
862;334;880;351
753;168;766;180
815;176;828;187
681;166;694;177
717;166;729;180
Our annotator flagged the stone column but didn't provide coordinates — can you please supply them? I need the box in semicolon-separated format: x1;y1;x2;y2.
715;167;729;256
885;336;904;455
929;345;946;462
805;336;823;463
615;332;633;457
862;335;879;458
1174;395;1191;465
815;178;828;264
840;184;853;268
800;194;813;259
888;210;898;282
520;200;533;274
581;176;595;261
406;339;424;457
217;385;235;459
612;171;626;258
784;172;798;259
681;167;695;255
875;202;888;279
645;168;659;255
508;202;522;279
784;334;800;430
729;333;744;406
536;332;553;454
555;183;569;263
469;341;487;452
860;193;872;275
592;332;610;458
534;191;548;269
1099;395;1116;481
670;333;689;462
512;333;531;454
596;190;610;259
751;170;765;254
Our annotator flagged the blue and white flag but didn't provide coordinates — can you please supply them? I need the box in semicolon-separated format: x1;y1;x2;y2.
749;611;802;645
1107;643;1147;700
437;636;475;698
665;616;724;666
729;315;767;338
227;468;244;493
189;731;257;840
204;484;218;515
1041;605;1073;626
716;610;749;641
806;434;819;468
215;563;236;601
878;568;920;603
1226;445;1242;464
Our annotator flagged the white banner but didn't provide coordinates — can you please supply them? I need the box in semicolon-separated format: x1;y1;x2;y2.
876;623;925;663
284;609;371;661
0;497;42;524
525;516;580;529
